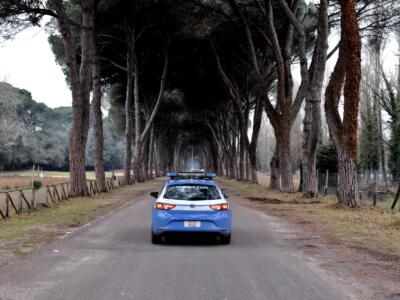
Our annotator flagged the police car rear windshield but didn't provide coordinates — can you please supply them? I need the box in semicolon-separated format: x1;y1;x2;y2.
164;185;221;200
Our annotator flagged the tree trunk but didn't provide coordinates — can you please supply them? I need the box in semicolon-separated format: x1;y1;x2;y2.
132;29;142;183
298;164;304;192
248;145;258;183
129;33;167;183
133;50;168;182
68;110;90;196
231;140;238;179
301;0;328;197
123;25;135;184
337;147;359;207
269;145;280;190
302;89;321;196
238;133;245;181
148;127;154;178
142;136;150;180
91;51;107;192
54;0;94;196
225;157;230;178
277;122;294;193
325;0;361;207
248;97;263;183
244;147;249;181
374;49;387;186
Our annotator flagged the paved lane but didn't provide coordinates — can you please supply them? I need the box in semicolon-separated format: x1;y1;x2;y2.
0;183;352;300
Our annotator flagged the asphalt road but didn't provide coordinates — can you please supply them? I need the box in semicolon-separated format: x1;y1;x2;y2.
0;183;353;300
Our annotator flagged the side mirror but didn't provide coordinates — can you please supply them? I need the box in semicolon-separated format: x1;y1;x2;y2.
223;193;230;199
150;192;159;198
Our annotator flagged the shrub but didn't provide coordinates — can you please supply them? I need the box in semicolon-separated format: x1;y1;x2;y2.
316;143;338;172
32;180;42;190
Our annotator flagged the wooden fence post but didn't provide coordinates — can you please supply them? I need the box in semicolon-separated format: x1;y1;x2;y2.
23;191;30;209
19;191;23;213
47;186;55;204
0;197;5;218
54;186;61;202
31;189;36;208
66;183;69;199
61;184;67;201
4;193;8;218
7;193;18;215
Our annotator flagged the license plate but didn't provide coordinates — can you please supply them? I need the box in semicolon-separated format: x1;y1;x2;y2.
184;221;201;228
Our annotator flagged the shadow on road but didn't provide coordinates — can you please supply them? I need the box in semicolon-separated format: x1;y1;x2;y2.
159;232;227;247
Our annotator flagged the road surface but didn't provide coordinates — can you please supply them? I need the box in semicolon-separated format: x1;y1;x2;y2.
0;182;353;300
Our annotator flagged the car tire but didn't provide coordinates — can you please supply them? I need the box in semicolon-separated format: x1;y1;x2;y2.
220;233;231;245
152;232;162;244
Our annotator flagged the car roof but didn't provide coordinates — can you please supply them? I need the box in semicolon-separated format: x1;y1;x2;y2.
166;178;218;187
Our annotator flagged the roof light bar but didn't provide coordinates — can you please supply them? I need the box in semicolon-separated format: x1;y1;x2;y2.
166;171;217;180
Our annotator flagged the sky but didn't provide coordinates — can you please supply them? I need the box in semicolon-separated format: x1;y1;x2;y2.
0;23;398;109
0;25;71;108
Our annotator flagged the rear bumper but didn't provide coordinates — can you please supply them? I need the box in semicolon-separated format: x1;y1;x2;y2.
152;209;231;235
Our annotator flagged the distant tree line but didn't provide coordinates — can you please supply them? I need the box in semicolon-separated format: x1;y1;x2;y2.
0;82;124;171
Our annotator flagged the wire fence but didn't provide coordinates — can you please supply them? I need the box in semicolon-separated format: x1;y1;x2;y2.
317;170;399;207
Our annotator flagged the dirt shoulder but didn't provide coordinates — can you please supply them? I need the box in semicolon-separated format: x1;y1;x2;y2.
0;179;162;267
218;177;400;300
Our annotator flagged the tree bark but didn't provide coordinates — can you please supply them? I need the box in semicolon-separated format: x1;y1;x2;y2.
148;127;154;178
269;144;280;189
337;147;359;207
53;0;94;196
141;135;150;180
276;120;294;193
238;132;245;181
132;27;142;182
325;0;361;207
123;24;135;184
248;97;263;183
301;0;328;197
91;49;107;192
263;0;296;192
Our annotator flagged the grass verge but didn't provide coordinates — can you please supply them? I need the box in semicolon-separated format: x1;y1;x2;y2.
0;179;161;266
218;177;400;263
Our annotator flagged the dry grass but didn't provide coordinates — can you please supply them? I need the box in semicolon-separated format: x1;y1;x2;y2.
0;170;124;190
0;179;162;266
0;175;68;190
256;173;301;190
218;177;400;262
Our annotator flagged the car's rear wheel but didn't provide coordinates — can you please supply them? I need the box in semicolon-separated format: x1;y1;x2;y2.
220;233;231;245
152;232;162;244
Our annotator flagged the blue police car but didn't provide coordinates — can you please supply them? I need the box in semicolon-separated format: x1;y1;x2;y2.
150;172;232;244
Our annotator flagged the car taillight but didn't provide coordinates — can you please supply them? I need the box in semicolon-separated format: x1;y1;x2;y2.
209;203;229;211
155;202;176;210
